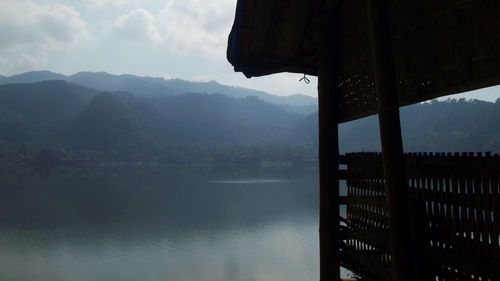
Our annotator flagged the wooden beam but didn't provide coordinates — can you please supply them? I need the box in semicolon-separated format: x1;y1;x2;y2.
367;1;418;281
318;2;341;281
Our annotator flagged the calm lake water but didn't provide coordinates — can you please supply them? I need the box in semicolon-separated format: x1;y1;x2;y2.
0;165;321;281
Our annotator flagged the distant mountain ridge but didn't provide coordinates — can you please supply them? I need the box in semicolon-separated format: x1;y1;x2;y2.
0;81;98;144
299;98;500;153
0;81;315;162
1;75;499;163
0;71;317;111
2;71;66;84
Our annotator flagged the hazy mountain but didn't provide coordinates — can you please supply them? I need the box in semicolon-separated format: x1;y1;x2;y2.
287;99;500;153
400;99;500;152
281;104;317;115
68;72;185;97
68;72;317;108
1;71;67;84
0;106;42;143
0;74;5;81
1;79;499;162
0;81;98;150
0;81;97;127
288;113;318;147
63;92;160;158
0;81;312;162
161;78;317;106
62;93;302;151
0;71;317;115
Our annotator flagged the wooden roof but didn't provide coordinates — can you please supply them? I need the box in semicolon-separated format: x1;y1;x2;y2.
227;0;500;123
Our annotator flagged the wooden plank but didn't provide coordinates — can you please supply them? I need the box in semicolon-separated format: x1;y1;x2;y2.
492;172;500;264
318;2;341;280
344;152;500;280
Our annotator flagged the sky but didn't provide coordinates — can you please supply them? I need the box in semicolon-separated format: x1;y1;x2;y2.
0;0;498;101
0;0;318;97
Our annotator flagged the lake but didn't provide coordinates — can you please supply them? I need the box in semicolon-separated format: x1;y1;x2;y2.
0;165;320;281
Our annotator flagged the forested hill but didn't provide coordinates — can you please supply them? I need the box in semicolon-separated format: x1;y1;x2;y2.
0;71;317;114
336;99;500;153
0;80;499;163
0;81;315;162
295;99;500;153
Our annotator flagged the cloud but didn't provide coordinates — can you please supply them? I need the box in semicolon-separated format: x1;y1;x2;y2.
109;0;236;58
0;0;92;72
19;52;49;71
158;0;235;56
82;0;139;9
0;56;8;73
110;9;160;43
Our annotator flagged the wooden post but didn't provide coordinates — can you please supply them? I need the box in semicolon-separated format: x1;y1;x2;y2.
368;1;418;281
318;2;340;281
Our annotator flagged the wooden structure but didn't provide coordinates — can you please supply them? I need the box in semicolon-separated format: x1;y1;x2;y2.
227;0;500;280
341;152;500;281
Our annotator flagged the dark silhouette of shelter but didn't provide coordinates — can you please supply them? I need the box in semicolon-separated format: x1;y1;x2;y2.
227;1;500;281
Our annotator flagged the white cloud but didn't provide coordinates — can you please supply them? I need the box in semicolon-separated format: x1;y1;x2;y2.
82;0;139;9
19;52;49;71
0;0;92;73
0;56;8;73
109;0;236;58
158;0;235;57
109;9;160;43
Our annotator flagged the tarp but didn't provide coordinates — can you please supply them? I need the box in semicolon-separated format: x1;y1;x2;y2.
227;0;321;77
227;0;500;123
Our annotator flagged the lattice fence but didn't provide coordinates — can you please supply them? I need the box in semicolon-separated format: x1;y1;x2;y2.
341;152;500;281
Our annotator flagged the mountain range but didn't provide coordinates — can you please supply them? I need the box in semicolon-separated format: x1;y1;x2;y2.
0;71;499;163
0;71;317;114
0;80;315;162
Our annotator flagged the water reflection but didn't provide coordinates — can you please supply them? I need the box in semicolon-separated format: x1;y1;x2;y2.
0;165;319;281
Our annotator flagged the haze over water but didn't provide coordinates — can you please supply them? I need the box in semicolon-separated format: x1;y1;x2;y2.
0;165;320;281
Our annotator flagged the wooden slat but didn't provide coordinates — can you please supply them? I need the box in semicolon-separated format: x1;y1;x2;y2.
342;152;500;281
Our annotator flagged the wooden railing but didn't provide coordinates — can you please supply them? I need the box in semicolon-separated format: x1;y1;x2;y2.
339;152;500;281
